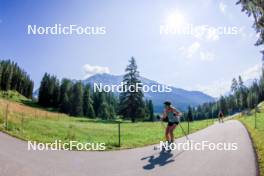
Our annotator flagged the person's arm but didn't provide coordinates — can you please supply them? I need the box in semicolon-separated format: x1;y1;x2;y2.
173;108;182;116
162;110;167;120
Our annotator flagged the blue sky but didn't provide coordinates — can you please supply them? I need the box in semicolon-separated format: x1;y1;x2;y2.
0;0;262;97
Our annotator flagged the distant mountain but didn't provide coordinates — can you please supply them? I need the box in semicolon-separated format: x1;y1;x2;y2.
84;73;215;112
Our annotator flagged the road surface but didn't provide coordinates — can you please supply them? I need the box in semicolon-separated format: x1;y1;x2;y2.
0;120;257;176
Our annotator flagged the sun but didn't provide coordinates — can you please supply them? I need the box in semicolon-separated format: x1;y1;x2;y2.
166;11;186;28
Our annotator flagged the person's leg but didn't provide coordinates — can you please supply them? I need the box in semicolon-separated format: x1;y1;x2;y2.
163;125;171;151
169;124;177;142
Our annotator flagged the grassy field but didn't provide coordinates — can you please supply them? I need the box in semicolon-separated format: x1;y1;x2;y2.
237;102;264;176
0;91;215;150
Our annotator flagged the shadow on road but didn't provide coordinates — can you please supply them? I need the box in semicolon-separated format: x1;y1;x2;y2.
141;150;184;170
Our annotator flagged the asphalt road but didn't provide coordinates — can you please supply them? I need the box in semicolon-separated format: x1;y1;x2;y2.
0;120;257;176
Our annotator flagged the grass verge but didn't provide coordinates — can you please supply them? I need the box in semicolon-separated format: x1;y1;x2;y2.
237;104;264;176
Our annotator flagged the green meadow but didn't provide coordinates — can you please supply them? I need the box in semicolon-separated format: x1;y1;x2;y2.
0;91;214;150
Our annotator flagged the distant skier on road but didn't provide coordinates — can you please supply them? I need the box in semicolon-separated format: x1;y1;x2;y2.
218;110;224;123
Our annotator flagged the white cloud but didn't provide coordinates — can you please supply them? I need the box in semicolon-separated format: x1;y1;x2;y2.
241;64;262;80
206;29;219;41
219;2;227;14
194;80;230;98
193;26;208;40
187;42;200;58
193;64;262;97
82;64;110;78
200;51;215;61
179;42;215;61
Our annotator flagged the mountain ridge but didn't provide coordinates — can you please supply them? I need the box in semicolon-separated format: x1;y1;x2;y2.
85;73;215;112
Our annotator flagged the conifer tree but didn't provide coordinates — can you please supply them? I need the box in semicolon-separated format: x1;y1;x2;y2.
187;106;193;122
83;84;95;118
119;57;145;122
59;79;73;114
70;82;83;116
38;73;50;106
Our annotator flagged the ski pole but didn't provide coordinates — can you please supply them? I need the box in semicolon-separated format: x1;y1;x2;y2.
179;122;190;141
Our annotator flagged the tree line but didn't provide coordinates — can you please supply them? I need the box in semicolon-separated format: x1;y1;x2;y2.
38;57;154;121
38;73;116;119
0;60;34;98
186;71;264;121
